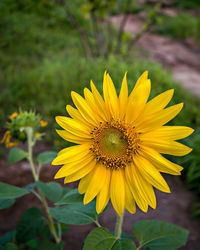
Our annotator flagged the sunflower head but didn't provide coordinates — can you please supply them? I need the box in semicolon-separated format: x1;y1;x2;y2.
53;71;193;215
1;110;48;148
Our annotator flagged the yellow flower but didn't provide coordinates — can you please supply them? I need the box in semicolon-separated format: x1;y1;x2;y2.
1;130;19;148
39;120;48;127
52;71;193;215
10;112;18;119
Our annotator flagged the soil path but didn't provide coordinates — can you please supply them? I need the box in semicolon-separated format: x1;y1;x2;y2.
111;14;200;95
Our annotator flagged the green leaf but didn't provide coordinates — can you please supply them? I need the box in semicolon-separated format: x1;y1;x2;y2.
3;243;19;250
0;199;15;210
111;239;136;250
26;238;39;249
16;207;44;244
8;147;27;165
36;239;64;250
0;182;29;199
55;188;83;205
50;202;98;225
37;151;57;165
83;227;136;250
132;220;189;250
83;227;115;250
0;231;16;249
36;181;63;202
24;183;36;192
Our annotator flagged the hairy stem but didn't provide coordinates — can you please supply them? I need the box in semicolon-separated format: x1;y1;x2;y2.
115;212;124;239
26;127;61;244
26;128;38;181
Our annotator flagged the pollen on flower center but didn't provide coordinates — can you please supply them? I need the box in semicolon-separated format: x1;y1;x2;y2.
90;120;141;169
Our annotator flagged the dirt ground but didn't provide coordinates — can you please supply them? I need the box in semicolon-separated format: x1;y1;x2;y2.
0;153;200;250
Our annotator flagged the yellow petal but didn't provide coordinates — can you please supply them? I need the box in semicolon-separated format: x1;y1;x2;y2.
90;80;110;121
136;103;184;133
103;72;119;119
71;91;98;126
10;112;18;119
126;79;151;123
125;165;148;212
143;139;192;156
54;154;94;179
133;71;148;90
83;165;108;204
141;126;194;141
124;181;136;214
64;160;96;183
56;129;90;144
84;88;107;121
130;163;156;209
96;169;111;214
140;146;183;175
1;131;10;143
134;155;171;193
39;120;48;127
137;89;174;121
52;144;90;165
56;116;90;136
119;72;128;120
66;105;93;129
78;171;93;194
110;169;125;215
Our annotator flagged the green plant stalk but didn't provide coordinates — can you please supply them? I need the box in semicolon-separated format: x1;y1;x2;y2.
26;127;60;244
26;127;38;181
115;211;124;239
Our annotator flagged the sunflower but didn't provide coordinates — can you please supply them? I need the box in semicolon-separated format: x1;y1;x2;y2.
52;71;193;215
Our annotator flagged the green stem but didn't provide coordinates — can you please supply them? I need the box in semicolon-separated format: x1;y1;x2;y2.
40;192;60;244
25;127;61;244
95;220;101;227
26;127;38;181
115;212;124;239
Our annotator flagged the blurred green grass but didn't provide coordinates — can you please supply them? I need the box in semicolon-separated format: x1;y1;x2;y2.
154;13;200;44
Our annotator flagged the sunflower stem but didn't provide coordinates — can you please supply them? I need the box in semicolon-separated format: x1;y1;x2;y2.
26;127;61;244
95;220;101;227
115;211;124;239
26;127;38;181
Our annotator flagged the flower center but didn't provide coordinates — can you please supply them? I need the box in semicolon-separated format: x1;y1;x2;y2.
90;120;140;169
100;128;128;156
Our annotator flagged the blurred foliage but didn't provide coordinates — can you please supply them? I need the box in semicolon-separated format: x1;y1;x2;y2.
172;0;200;9
154;13;200;44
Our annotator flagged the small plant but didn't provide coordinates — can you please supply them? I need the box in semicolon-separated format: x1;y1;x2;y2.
0;110;64;248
